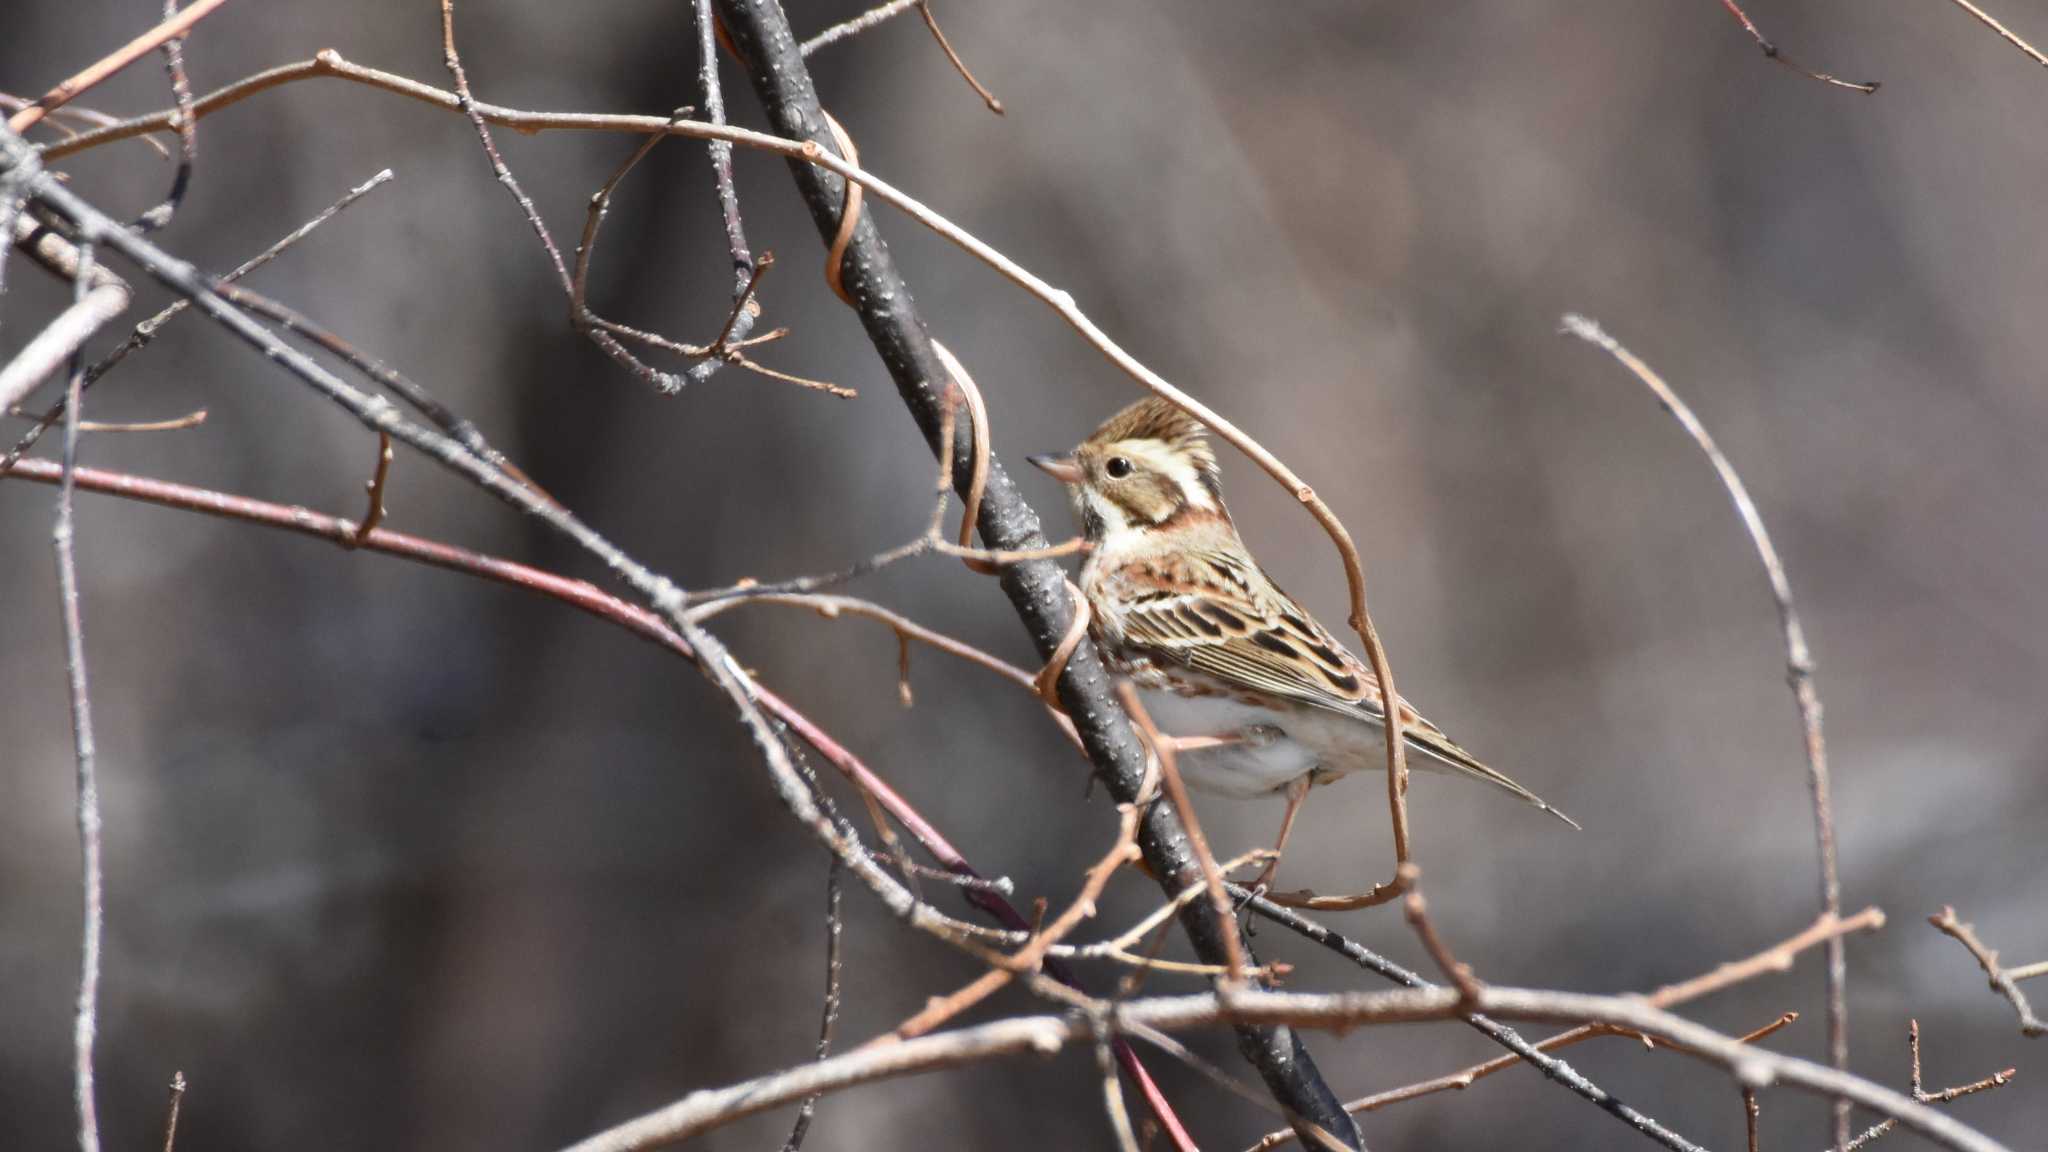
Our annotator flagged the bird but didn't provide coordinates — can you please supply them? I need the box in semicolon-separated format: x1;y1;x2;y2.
1027;396;1575;886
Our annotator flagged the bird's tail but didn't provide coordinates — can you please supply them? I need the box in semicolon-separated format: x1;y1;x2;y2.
1403;727;1580;830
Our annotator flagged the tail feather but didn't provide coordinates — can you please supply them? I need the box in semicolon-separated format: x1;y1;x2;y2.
1403;728;1580;831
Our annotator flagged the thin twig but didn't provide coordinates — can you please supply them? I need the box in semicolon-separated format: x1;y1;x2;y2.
160;1071;186;1152
1928;907;2048;1036
53;240;104;1152
690;0;760;384
6;0;231;133
347;432;392;546
796;0;1002;112
8;406;209;433
439;0;571;293
799;0;921;56
558;981;2017;1152
1118;684;1246;984
1715;0;1879;92
780;859;843;1152
915;3;1004;113
1561;312;1854;1147
1941;0;2048;68
131;0;198;233
569;126;686;391
1840;1020;2018;1151
1;215;132;416
1241;891;1877;1152
1401;866;1479;1005
3;167;393;475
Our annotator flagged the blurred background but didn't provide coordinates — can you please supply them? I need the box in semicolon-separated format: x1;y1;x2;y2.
5;1;2048;1148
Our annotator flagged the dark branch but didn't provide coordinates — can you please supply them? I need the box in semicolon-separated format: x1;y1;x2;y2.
710;1;1361;1144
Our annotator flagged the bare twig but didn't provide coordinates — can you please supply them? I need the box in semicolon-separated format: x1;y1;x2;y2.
131;0;199;234
9;406;209;433
558;982;2016;1152
1929;907;2048;1036
780;859;843;1152
160;1071;186;1152
3;167;393;474
1840;1020;2017;1151
2;215;132;416
689;0;761;385
1242;1011;1795;1151
569;127;687;391
6;0;230;133
1561;312;1854;1147
798;0;1002;112
800;0;920;55
1242;891;1879;1152
439;0;571;293
52;240;105;1152
1941;0;2048;68
1119;685;1246;984
1646;907;1885;1007
915;3;1004;114
1715;0;1879;92
1401;866;1479;1005
347;432;392;546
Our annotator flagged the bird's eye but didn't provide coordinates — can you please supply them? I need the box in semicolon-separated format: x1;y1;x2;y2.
1105;456;1134;479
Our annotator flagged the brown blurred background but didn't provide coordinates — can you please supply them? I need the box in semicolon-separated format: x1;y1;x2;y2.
6;1;2048;1148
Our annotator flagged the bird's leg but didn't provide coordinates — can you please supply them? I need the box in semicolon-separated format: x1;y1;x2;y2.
1250;775;1312;892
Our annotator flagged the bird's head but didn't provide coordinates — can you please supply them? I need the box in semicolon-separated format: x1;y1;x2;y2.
1028;397;1224;541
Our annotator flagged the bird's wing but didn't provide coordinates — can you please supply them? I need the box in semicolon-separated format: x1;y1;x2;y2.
1106;548;1398;721
1106;549;1580;828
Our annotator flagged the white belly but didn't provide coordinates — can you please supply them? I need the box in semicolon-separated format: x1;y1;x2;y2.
1135;687;1377;798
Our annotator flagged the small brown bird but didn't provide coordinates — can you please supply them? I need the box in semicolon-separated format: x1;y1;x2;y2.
1029;398;1575;881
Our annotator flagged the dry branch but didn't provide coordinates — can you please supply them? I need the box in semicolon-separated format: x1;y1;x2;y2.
1929;907;2048;1037
1562;312;1854;1147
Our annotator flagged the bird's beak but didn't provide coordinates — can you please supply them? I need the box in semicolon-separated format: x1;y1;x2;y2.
1027;453;1083;484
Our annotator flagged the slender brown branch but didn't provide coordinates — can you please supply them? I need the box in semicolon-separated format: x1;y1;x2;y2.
346;432;392;546
8;406;209;433
1928;907;2048;1036
1647;908;1884;1008
1714;0;1879;92
1941;0;2048;68
1119;685;1245;985
6;0;231;132
1840;1020;2017;1151
914;3;1004;114
1562;312;1855;1147
1401;866;1479;1005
